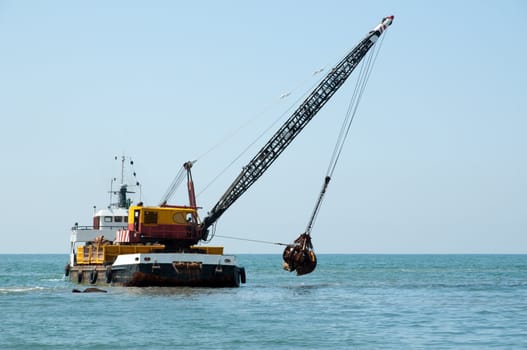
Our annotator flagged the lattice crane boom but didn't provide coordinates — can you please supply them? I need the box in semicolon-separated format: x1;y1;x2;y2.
200;16;394;238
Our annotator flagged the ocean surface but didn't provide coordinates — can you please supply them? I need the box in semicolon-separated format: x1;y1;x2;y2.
0;254;526;349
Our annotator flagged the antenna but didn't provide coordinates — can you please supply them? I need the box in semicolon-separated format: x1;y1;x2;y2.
120;155;125;184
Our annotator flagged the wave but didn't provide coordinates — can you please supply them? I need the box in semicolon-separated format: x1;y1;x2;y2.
0;286;46;294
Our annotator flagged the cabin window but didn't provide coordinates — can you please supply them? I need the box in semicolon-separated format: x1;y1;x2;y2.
144;211;158;224
123;216;128;223
134;210;140;231
114;216;123;223
104;216;113;223
172;212;186;224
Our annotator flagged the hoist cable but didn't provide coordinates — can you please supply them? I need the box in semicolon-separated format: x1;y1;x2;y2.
305;35;386;235
213;234;289;246
328;32;386;178
326;56;368;176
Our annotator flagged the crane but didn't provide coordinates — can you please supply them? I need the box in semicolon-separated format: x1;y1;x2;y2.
199;16;394;241
125;16;393;252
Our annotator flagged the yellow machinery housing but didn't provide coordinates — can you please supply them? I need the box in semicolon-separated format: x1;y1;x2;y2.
76;244;165;265
76;244;224;265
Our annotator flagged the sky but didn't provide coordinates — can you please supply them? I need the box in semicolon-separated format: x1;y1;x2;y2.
0;1;525;254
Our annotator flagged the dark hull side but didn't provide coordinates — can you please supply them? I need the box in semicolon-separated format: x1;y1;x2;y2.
69;263;246;288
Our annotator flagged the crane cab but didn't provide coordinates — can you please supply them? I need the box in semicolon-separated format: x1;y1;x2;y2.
126;205;202;246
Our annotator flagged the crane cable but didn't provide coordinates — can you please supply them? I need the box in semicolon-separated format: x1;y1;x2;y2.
194;67;327;164
161;67;327;205
214;234;289;246
203;34;387;249
202;222;289;246
160;66;327;206
159;165;187;205
305;31;387;236
196;69;328;198
282;33;388;276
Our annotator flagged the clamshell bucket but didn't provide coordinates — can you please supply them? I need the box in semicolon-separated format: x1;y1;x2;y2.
282;233;317;276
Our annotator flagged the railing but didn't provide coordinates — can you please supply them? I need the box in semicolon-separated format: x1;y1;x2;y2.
71;225;128;231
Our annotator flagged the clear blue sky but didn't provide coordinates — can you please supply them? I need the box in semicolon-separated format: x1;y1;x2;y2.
0;1;525;254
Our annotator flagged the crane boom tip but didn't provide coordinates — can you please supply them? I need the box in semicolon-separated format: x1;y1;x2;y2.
370;15;394;36
383;15;394;26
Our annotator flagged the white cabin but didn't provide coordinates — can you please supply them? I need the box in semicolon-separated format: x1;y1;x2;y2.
69;208;130;265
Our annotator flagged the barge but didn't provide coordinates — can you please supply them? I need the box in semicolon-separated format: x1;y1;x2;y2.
65;16;394;287
66;158;245;287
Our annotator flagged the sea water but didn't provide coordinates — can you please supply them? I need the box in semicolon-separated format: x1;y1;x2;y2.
0;254;526;349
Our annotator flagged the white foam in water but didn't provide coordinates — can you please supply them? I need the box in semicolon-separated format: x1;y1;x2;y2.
0;286;45;294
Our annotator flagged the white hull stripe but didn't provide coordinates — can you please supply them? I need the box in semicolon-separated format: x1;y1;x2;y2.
113;253;239;267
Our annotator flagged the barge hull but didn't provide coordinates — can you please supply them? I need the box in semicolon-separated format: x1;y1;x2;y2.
114;263;244;287
69;252;246;288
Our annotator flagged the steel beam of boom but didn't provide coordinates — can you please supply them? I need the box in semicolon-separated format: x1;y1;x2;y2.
200;16;394;238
